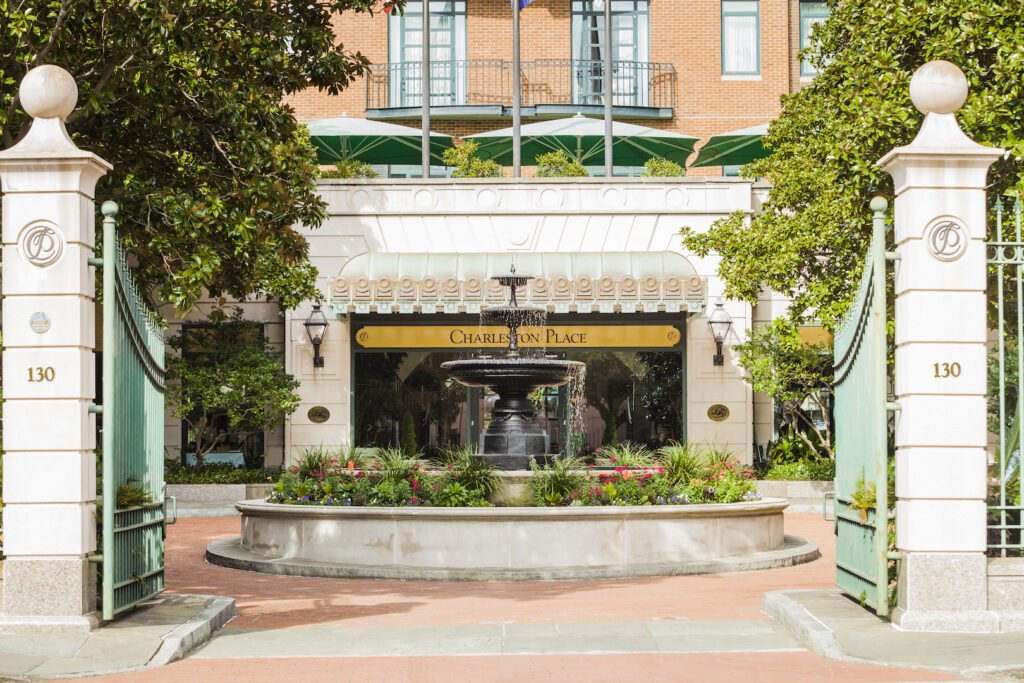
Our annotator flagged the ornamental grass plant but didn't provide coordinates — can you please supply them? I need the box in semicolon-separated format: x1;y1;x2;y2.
594;442;656;468
527;456;588;506
655;441;703;484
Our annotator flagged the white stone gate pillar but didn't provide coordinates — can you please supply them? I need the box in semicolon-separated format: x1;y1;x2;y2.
0;66;111;632
879;61;1003;632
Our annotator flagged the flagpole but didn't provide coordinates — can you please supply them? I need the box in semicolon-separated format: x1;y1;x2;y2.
603;0;613;178
421;0;431;177
512;0;522;177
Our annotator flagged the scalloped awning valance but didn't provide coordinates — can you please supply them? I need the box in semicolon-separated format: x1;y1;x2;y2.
329;251;706;315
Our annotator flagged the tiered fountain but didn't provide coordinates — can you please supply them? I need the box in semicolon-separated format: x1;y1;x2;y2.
212;273;812;581
441;269;584;469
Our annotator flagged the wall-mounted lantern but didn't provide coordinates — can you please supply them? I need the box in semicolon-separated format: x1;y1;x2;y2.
304;302;329;368
707;300;733;367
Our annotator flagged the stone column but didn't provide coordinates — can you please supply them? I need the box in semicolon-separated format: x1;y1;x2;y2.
879;61;1003;632
0;66;111;632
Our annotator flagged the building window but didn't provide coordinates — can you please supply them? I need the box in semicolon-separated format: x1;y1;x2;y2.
388;0;467;108
799;1;829;77
721;0;760;76
571;0;650;107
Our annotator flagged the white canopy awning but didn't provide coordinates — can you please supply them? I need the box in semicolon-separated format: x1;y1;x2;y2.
330;251;706;315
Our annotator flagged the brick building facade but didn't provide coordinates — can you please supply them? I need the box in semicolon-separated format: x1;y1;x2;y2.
284;0;824;174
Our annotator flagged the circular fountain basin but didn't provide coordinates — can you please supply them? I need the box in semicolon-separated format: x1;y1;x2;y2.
440;357;584;392
205;498;819;581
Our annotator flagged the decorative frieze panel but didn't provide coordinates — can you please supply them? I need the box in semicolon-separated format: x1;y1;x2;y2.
329;251;706;315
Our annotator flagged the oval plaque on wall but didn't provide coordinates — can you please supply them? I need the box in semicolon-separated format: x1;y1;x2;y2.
707;404;730;422
307;406;330;424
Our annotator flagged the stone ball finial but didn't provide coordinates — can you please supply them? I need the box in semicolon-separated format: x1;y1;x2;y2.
909;60;968;115
19;65;78;120
870;196;888;213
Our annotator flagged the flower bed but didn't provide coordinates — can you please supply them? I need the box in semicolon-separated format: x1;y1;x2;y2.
211;446;818;580
265;444;761;509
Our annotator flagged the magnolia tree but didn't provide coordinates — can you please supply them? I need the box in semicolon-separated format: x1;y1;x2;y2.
1;0;401;314
684;0;1024;328
736;321;834;461
166;312;300;469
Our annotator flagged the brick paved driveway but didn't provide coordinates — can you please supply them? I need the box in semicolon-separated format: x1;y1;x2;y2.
71;514;958;682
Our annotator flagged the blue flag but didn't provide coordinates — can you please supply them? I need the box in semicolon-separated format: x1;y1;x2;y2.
515;0;534;8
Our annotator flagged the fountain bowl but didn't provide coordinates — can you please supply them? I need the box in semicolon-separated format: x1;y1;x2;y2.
441;357;583;393
442;357;583;468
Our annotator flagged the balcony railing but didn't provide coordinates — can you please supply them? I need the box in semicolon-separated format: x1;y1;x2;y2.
365;59;675;116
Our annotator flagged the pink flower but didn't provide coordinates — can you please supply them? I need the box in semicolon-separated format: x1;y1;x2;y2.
609;457;617;462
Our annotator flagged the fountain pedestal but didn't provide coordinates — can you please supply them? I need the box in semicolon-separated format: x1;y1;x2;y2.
482;393;548;462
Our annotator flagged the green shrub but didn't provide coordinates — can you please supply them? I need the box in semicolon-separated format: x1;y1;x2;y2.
528;456;587;506
760;460;835;481
443;140;502;178
116;479;155;509
164;458;279;484
641;157;684;177
535;150;589;177
320;160;379;178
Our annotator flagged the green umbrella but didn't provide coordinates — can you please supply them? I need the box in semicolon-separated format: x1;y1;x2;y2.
464;114;698;167
305;114;454;165
690;123;769;168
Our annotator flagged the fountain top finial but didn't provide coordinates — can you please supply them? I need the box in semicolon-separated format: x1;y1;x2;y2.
495;262;530;290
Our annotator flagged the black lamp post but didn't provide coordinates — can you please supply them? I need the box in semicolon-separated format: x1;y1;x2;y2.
708;301;733;366
304;303;329;368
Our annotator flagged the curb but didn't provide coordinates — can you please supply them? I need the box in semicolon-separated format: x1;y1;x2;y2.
761;590;847;661
148;595;236;667
206;535;820;581
762;590;1024;679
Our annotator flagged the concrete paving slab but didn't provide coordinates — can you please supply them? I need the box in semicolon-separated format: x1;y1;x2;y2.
192;619;807;660
763;588;1024;678
0;594;234;681
0;634;86;659
0;653;49;678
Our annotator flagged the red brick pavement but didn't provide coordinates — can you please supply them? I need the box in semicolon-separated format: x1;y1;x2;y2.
61;514;959;682
165;514;841;630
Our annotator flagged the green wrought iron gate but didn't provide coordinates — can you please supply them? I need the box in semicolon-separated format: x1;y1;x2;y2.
97;201;168;620
988;196;1024;556
832;198;891;614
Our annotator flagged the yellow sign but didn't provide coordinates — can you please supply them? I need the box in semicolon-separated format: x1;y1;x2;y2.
355;324;681;349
